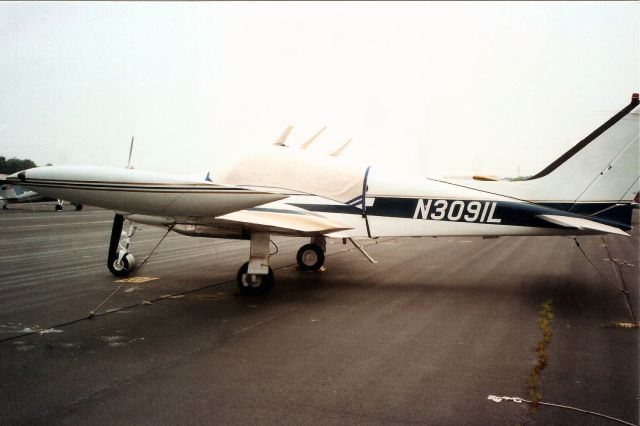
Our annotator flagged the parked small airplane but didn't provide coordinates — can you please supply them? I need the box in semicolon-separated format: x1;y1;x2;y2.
1;177;83;211
8;94;639;295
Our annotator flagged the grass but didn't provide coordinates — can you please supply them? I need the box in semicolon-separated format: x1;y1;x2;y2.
527;300;554;415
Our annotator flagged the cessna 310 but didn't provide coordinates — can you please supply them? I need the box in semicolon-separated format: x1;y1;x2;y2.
8;94;639;295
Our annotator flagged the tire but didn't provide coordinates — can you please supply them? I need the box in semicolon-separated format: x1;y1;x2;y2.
55;204;62;211
236;262;274;296
296;244;325;271
74;204;83;211
108;251;135;277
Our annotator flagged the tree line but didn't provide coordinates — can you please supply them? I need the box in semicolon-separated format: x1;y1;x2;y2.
0;156;38;175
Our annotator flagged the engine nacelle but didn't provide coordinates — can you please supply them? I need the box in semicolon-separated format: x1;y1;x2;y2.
126;214;247;240
172;224;246;240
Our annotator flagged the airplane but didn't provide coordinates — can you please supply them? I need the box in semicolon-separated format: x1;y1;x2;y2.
7;94;639;296
1;176;83;211
1;136;138;211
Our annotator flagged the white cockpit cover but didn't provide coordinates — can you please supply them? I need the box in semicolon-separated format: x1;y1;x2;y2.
215;148;367;203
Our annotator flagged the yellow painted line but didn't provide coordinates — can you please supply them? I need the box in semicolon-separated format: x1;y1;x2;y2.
0;220;113;230
114;276;159;284
195;293;233;301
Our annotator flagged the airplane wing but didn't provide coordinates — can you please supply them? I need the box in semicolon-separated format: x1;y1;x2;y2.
536;214;630;236
216;205;352;236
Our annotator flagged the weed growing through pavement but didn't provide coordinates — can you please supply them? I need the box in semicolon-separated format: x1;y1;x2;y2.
527;300;554;414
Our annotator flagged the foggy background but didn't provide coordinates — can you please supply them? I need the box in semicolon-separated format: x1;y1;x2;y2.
0;2;637;178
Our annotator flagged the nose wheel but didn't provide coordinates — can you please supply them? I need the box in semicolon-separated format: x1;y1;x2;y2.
108;251;136;277
236;262;274;296
296;243;325;271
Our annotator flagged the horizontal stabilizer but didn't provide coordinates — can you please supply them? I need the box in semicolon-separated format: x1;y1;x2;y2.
217;208;352;236
537;214;629;236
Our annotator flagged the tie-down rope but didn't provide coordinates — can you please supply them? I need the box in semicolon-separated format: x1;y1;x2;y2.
88;224;175;318
488;395;637;426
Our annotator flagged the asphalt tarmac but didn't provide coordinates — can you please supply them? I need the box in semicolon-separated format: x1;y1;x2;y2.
1;202;638;425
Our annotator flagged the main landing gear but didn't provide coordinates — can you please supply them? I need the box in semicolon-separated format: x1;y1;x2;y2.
236;232;274;296
54;200;83;211
102;217;329;297
235;235;327;296
296;236;326;271
107;214;137;277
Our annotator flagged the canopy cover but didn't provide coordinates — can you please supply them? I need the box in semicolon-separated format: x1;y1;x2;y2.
215;147;367;203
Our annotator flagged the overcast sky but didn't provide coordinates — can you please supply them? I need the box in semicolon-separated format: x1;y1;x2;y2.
0;2;637;178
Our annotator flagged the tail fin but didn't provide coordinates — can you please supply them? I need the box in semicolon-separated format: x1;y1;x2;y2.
526;94;639;200
467;94;639;229
523;94;639;228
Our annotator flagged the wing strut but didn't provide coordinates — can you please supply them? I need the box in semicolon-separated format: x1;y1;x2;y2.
348;237;378;264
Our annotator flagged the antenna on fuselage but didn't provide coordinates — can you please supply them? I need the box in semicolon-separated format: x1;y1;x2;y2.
126;137;135;169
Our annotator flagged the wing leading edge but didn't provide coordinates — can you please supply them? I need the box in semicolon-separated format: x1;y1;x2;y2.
217;206;352;236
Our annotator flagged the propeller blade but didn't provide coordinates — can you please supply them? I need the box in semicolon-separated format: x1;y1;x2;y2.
300;126;327;149
127;137;135;169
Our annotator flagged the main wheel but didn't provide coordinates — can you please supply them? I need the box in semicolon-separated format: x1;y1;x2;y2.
296;244;325;271
74;204;83;211
55;204;62;211
236;262;274;296
108;251;136;277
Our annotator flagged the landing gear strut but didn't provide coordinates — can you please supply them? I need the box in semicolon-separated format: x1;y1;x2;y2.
107;214;137;277
236;232;274;296
296;236;326;271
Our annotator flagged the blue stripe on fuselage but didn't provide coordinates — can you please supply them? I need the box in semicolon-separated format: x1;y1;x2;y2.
290;198;633;230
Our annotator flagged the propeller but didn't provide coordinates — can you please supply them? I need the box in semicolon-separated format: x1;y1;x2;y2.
273;126;293;146
299;126;327;150
330;138;352;157
126;137;134;169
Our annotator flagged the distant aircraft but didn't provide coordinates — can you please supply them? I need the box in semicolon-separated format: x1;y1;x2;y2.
8;94;639;295
1;177;82;211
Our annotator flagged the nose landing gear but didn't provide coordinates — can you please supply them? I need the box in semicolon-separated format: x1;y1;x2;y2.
107;214;137;277
109;251;136;277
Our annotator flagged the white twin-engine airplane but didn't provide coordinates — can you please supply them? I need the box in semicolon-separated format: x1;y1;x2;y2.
8;94;640;295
